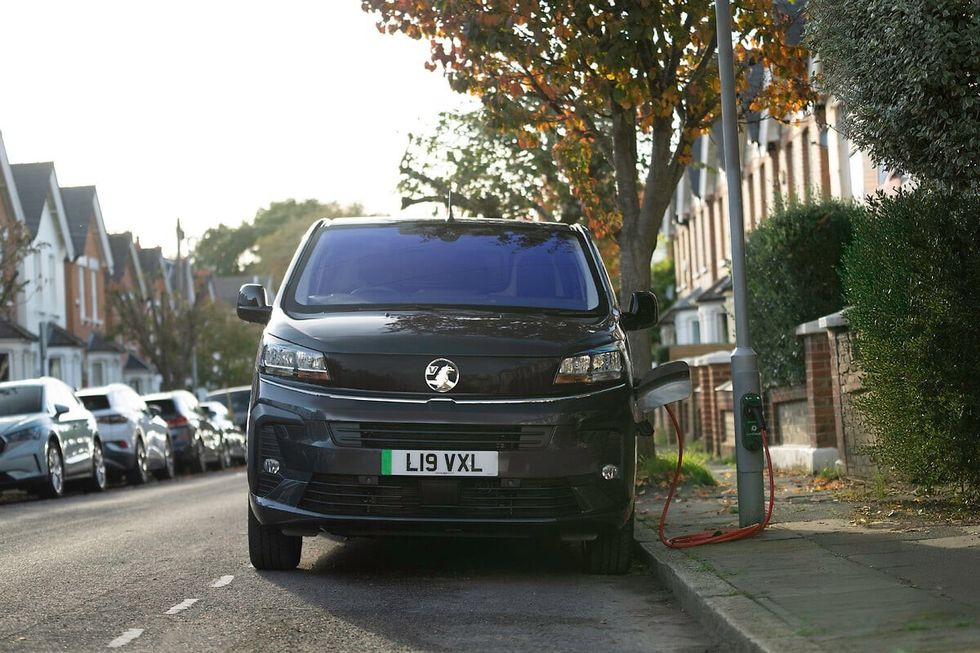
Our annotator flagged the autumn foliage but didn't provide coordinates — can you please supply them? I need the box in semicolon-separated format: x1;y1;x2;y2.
363;0;812;367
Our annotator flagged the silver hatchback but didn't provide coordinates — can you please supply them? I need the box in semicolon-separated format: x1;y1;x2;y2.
77;384;174;484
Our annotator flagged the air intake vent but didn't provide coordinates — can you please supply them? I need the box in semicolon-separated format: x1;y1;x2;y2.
298;475;580;518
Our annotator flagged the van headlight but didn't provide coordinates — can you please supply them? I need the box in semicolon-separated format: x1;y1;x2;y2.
260;337;330;382
554;345;624;384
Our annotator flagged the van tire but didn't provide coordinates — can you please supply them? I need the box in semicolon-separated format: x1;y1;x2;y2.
584;513;633;575
248;506;302;571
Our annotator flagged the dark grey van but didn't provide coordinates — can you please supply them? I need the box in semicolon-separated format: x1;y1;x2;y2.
238;218;666;574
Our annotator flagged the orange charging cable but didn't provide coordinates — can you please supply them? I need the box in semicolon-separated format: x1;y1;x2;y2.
658;403;775;548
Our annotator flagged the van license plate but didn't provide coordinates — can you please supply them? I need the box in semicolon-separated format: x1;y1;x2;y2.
382;450;498;476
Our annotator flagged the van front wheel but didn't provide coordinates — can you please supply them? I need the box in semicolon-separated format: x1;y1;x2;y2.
584;513;633;575
248;506;302;571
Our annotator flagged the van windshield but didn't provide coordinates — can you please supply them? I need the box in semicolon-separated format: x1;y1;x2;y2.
287;224;603;313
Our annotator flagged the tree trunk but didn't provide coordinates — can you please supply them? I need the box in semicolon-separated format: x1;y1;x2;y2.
617;233;654;374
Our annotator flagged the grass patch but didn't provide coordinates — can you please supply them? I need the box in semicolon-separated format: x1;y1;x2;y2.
640;449;717;487
816;466;841;482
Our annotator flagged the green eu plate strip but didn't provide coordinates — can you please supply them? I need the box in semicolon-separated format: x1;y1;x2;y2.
381;449;392;475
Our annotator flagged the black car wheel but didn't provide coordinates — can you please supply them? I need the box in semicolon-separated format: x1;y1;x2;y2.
127;438;150;485
155;437;176;480
190;438;208;474
583;512;633;575
217;438;232;470
87;441;108;492
39;440;65;499
248;506;302;571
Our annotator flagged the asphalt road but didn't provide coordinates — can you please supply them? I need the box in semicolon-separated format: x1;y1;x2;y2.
0;472;716;652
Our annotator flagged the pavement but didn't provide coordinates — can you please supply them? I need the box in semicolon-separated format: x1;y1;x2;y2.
634;462;980;653
0;470;716;652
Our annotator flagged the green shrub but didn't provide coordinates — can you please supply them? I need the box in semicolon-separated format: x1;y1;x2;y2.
807;0;980;190
641;449;716;487
746;198;861;388
844;186;980;494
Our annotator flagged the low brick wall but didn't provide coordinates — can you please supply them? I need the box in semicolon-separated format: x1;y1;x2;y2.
661;317;874;478
768;385;808;446
829;328;875;477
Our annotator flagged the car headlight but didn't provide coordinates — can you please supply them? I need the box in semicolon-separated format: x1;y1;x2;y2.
555;345;624;384
6;425;45;442
259;337;330;382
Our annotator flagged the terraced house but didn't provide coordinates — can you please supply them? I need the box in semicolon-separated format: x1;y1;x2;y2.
0;129;166;391
658;67;906;472
61;184;124;386
8;160;80;385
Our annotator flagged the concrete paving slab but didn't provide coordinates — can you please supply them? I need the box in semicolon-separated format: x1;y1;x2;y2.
635;465;980;652
912;533;980;549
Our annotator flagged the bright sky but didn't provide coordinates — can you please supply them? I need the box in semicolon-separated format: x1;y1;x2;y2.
0;1;474;254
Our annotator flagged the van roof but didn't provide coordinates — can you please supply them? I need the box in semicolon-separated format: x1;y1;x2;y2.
319;216;580;231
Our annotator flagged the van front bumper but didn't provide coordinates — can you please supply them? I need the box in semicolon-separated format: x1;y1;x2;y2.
247;376;637;538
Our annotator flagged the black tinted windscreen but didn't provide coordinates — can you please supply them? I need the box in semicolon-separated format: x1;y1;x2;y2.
288;224;601;311
145;399;178;419
0;386;43;416
79;395;111;411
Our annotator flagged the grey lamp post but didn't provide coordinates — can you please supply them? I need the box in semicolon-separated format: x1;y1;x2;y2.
714;0;765;526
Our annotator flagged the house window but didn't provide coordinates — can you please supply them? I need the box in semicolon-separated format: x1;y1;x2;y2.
878;165;890;186
48;356;63;380
48;254;56;309
91;361;105;387
719;313;730;343
801;127;812;199
78;268;87;321
0;352;9;382
130;378;142;393
691;320;701;345
90;267;99;322
785;140;795;201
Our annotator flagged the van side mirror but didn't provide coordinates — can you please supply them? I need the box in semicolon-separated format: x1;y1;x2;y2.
237;284;272;324
621;291;659;331
635;361;692;411
147;404;162;417
53;403;70;418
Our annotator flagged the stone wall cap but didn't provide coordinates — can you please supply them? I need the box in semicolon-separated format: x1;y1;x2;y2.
690;349;733;366
795;308;850;335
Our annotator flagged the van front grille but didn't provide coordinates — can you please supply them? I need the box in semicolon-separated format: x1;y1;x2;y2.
329;422;553;451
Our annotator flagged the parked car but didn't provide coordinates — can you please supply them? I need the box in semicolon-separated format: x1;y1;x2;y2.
205;385;251;430
237;218;662;574
143;390;224;473
0;377;107;497
77;384;174;484
200;401;246;465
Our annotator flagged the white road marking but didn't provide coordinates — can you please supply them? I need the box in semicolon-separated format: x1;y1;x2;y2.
164;598;199;615
107;628;143;648
210;575;234;588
